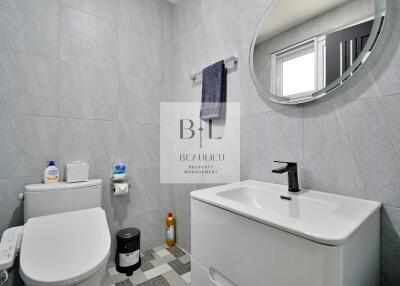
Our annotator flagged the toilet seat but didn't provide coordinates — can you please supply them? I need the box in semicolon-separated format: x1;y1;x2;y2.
20;208;111;286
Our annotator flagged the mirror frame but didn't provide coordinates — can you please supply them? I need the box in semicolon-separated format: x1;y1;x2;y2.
249;0;386;105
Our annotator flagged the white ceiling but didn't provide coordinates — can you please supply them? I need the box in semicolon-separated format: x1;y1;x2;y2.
256;0;351;44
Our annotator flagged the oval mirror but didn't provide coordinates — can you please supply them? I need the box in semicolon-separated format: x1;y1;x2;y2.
250;0;386;104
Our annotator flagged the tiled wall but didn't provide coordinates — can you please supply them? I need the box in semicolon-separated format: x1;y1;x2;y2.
0;0;174;258
172;0;400;285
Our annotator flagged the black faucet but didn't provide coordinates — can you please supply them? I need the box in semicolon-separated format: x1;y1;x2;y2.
272;161;300;193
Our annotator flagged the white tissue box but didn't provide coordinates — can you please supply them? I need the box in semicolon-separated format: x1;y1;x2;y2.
66;161;89;183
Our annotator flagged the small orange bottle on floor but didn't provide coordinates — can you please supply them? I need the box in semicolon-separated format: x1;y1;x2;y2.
166;212;176;247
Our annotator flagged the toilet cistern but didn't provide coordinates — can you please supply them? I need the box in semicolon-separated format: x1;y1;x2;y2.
272;161;300;193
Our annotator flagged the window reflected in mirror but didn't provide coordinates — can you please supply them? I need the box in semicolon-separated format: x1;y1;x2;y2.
251;0;386;104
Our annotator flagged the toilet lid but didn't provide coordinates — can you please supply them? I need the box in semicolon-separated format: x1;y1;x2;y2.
20;208;111;286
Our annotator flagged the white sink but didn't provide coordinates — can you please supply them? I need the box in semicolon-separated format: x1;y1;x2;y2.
191;180;381;246
191;180;381;286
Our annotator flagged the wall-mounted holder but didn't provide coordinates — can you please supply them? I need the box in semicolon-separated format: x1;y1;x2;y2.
111;174;131;196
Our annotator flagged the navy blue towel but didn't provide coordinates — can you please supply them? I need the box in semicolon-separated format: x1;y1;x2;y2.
200;60;226;120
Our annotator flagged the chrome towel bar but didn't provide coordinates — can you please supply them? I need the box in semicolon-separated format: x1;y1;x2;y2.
190;56;238;82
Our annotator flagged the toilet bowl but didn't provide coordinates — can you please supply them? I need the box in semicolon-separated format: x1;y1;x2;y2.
19;208;110;286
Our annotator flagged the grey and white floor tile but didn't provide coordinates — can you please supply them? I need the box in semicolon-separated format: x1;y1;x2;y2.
104;245;191;286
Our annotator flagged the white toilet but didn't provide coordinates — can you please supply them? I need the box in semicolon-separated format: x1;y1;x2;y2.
19;179;110;286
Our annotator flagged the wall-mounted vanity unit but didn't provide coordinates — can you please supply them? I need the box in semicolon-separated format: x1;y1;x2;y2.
191;180;381;286
250;0;386;104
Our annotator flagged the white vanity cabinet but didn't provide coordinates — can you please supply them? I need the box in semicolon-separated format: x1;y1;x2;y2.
190;181;380;286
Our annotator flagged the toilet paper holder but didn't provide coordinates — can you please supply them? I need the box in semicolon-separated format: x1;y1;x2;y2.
110;176;131;192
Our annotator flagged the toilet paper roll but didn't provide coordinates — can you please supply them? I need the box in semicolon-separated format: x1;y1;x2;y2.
114;183;129;196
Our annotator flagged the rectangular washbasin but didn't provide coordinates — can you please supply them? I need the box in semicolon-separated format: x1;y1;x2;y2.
190;180;381;246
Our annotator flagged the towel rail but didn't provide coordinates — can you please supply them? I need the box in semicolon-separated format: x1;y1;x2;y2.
190;56;238;82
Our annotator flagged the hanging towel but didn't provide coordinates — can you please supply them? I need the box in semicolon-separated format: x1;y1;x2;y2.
200;60;226;120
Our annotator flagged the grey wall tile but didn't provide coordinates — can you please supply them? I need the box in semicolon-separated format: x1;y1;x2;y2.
174;0;201;39
303;103;368;199
162;41;175;84
161;1;175;42
60;5;118;70
59;61;119;120
126;168;163;217
118;74;164;124
81;120;121;172
303;96;400;206
161;83;175;104
200;0;225;20
175;208;191;252
238;0;273;52
161;184;174;211
240;109;304;184
59;118;123;175
0;0;59;58
200;0;240;64
118;25;167;81
167;184;193;214
173;25;204;82
119;122;160;170
58;118;96;174
0;114;59;179
119;0;174;42
0;48;60;116
172;79;202;103
60;0;118;22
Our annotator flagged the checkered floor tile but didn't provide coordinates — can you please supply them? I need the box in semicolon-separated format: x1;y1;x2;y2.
103;245;191;286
